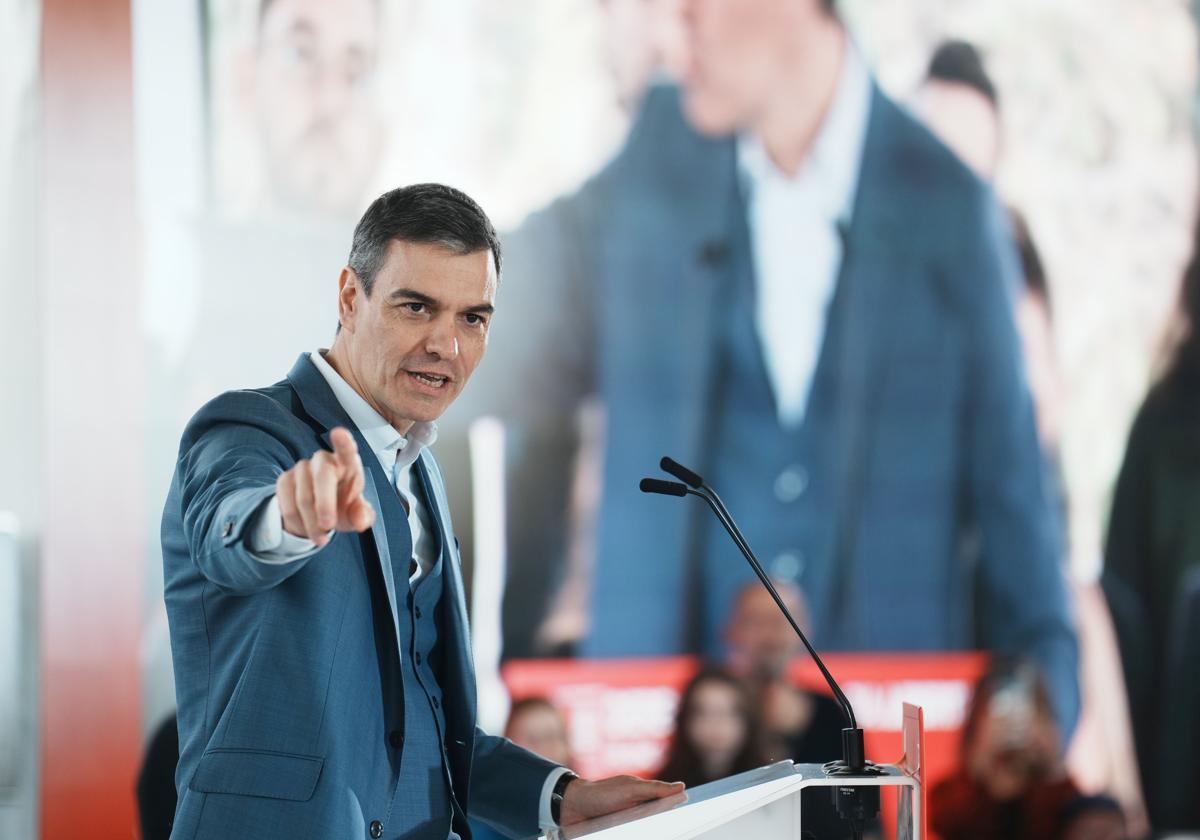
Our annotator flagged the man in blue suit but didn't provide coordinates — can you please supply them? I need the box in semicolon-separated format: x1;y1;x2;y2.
162;184;682;839
493;0;1080;737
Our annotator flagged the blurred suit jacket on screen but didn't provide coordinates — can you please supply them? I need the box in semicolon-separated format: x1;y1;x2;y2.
489;83;1080;737
161;355;555;840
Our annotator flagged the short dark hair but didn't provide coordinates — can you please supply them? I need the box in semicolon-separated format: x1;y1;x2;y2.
1009;208;1049;309
927;39;997;107
347;183;501;296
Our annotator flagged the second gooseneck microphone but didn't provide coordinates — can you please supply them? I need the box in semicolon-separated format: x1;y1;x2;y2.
639;456;870;776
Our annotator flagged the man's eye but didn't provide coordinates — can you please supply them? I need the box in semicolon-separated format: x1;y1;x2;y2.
464;313;487;327
403;303;426;314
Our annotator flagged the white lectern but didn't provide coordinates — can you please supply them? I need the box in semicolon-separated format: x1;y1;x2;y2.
543;703;926;840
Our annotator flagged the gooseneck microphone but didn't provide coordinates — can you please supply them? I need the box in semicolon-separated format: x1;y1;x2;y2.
641;457;881;836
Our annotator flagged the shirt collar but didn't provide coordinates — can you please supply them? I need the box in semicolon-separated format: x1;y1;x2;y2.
737;41;872;224
308;350;438;475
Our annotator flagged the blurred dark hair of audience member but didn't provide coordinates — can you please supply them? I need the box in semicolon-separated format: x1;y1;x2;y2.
1060;795;1127;840
723;580;843;764
136;713;180;840
504;697;574;767
913;39;1001;180
1009;207;1063;452
656;666;767;788
931;659;1127;840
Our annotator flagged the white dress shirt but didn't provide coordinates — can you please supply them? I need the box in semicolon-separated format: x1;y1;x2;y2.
737;44;872;428
248;350;439;581
245;350;570;827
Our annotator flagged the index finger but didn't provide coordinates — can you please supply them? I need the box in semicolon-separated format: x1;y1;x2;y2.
329;427;361;475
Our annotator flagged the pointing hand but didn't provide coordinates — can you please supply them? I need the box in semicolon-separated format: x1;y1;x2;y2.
275;427;375;545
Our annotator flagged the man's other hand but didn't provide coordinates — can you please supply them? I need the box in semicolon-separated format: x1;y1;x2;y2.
276;426;375;545
558;775;686;826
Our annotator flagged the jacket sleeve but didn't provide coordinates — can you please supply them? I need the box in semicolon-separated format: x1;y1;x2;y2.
174;391;324;595
468;727;561;838
962;191;1081;742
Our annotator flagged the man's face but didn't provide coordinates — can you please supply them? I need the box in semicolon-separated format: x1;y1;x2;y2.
337;240;496;431
725;585;805;678
912;80;1001;180
252;0;382;214
679;0;808;135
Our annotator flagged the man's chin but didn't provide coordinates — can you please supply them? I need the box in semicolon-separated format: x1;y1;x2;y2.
681;95;738;138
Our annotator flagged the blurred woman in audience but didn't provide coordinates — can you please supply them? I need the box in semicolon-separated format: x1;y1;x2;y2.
655;667;766;789
1104;210;1200;834
931;659;1127;840
504;696;574;767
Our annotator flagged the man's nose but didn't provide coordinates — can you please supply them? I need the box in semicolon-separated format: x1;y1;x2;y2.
425;317;459;360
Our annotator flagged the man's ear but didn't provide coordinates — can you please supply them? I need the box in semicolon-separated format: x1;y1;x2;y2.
337;267;360;332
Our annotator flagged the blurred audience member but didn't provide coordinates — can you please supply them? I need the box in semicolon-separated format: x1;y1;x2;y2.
136;713;179;840
913;39;1001;181
496;0;1079;741
235;0;385;219
1104;211;1200;834
656;667;766;788
724;580;842;764
597;0;687;113
505;696;575;767
471;697;576;840
1061;796;1128;840
931;660;1127;840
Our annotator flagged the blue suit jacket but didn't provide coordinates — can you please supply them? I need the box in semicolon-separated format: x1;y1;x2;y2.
162;354;556;840
490;84;1080;735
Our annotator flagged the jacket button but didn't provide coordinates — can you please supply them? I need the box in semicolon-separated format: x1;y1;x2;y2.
415;651;422;665
221;521;233;538
369;820;383;839
431;696;440;710
414;605;422;619
388;730;404;748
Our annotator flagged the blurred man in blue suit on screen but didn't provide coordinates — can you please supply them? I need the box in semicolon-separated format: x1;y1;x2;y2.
161;184;681;839
495;0;1080;738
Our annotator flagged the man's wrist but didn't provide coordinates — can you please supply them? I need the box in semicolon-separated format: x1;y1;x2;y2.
550;771;579;825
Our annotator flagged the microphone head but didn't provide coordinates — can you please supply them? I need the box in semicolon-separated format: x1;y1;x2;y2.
660;457;704;489
639;478;688;497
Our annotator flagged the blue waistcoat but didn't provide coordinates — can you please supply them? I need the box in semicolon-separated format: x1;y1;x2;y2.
373;457;456;839
698;231;850;655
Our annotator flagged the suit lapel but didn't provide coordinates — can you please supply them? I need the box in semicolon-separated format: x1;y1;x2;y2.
284;353;406;660
818;90;917;646
670;139;750;466
415;452;477;724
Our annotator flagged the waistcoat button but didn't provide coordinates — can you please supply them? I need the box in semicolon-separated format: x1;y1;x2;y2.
369;820;383;838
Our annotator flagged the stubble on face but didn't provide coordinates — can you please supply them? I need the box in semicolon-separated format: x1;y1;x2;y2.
330;240;496;434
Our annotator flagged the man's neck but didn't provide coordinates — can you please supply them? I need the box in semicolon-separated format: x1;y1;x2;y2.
752;21;848;177
323;342;416;437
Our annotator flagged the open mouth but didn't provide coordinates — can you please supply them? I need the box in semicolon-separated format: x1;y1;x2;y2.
408;370;449;390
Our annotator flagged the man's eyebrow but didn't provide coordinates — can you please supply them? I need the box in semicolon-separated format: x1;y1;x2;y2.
388;289;438;305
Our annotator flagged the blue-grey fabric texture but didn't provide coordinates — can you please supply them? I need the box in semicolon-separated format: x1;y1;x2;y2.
162;354;557;839
491;82;1080;738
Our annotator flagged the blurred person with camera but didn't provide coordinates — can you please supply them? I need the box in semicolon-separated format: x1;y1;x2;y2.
931;659;1127;840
